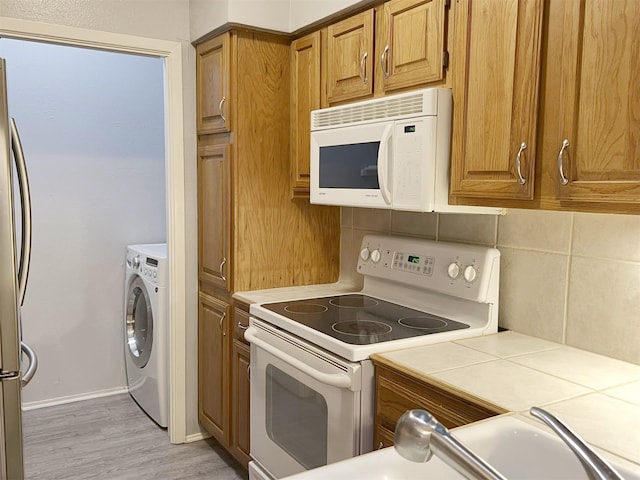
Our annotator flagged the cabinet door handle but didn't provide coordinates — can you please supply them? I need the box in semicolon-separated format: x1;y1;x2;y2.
381;45;390;79
378;441;384;450
359;52;368;84
515;142;527;185
220;312;226;336
219;96;227;123
246;364;251;381
237;321;248;331
557;139;570;185
219;257;226;282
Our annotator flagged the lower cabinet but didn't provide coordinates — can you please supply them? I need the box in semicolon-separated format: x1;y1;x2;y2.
198;294;252;468
372;358;507;450
230;308;251;466
198;292;230;445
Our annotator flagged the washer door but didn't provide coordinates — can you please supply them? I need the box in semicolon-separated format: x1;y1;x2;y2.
126;276;153;368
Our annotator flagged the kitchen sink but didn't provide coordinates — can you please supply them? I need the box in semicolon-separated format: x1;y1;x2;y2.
283;414;640;480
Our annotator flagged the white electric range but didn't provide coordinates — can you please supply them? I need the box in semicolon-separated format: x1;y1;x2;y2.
245;234;501;480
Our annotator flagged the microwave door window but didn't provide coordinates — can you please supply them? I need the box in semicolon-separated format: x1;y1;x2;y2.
318;142;380;189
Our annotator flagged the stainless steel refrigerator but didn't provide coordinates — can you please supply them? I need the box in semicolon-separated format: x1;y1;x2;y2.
0;57;38;480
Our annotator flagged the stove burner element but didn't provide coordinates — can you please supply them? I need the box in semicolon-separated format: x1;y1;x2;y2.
331;320;392;337
329;295;379;308
283;303;328;314
398;317;449;330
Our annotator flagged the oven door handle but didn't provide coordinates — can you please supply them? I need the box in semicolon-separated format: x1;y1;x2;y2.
245;327;353;389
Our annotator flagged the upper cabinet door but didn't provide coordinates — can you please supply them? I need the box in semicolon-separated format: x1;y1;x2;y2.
196;33;231;134
450;0;544;200
554;0;640;203
326;9;375;104
290;31;322;198
376;0;447;93
198;142;231;293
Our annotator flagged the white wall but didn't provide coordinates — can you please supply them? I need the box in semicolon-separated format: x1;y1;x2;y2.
288;0;374;32
1;38;166;405
0;0;191;41
189;0;375;41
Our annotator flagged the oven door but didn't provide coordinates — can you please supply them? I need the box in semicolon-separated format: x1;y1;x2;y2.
246;318;362;479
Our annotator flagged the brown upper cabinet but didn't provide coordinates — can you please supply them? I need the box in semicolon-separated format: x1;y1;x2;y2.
450;0;640;213
198;142;231;293
196;33;231;134
375;0;447;93
449;0;544;200
290;31;322;198
551;0;640;204
326;9;375;103
326;0;448;105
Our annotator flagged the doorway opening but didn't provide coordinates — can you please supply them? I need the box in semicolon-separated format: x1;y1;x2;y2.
0;17;189;444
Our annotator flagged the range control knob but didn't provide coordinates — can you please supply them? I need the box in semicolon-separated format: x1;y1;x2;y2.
370;249;382;264
447;262;461;280
359;247;371;261
463;265;478;283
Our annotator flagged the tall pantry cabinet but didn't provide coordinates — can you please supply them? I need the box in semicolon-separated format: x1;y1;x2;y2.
195;29;340;467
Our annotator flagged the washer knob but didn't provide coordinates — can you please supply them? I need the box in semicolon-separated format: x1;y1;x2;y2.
132;256;141;269
360;247;371;261
370;249;381;264
447;262;461;280
463;265;478;283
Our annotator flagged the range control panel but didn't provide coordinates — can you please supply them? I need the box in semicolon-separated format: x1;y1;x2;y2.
392;251;435;276
357;234;500;304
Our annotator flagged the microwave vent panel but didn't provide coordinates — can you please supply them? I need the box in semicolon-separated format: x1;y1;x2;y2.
312;91;431;130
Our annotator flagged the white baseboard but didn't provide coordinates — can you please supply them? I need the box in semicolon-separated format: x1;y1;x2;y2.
184;430;212;443
22;386;129;411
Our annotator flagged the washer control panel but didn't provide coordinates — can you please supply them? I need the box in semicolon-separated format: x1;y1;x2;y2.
126;245;168;287
357;234;500;303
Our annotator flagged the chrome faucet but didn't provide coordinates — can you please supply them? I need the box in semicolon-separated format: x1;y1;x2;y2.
530;407;624;480
394;407;625;480
394;409;507;480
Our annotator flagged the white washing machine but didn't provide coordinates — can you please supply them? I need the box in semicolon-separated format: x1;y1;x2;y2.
124;243;169;427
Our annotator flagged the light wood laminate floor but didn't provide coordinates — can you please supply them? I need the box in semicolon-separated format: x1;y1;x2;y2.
22;394;248;480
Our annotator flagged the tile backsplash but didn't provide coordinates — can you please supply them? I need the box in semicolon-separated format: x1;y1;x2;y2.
340;207;640;365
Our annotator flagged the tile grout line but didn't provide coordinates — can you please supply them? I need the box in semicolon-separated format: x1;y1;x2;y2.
561;212;575;345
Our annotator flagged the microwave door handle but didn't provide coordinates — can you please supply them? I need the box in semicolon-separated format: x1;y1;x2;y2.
245;327;353;389
378;124;393;205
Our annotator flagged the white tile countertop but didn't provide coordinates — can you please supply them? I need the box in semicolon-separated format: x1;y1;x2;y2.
233;281;358;305
375;331;640;467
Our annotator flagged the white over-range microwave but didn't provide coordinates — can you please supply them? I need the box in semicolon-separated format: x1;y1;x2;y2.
310;88;502;214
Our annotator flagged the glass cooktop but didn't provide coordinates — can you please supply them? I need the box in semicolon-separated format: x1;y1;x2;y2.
262;294;469;346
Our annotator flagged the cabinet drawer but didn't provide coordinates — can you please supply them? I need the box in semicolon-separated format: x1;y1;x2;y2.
374;425;396;450
234;307;250;344
375;364;506;433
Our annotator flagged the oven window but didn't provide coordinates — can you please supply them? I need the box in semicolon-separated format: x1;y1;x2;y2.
319;142;380;189
265;365;328;469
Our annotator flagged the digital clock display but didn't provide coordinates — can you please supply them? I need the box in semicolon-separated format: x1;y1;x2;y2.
407;255;420;264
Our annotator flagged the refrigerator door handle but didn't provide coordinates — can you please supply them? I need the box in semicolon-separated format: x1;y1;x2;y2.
11;117;31;307
20;341;37;387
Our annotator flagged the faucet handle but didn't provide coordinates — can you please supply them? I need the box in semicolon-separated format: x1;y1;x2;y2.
529;407;624;480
